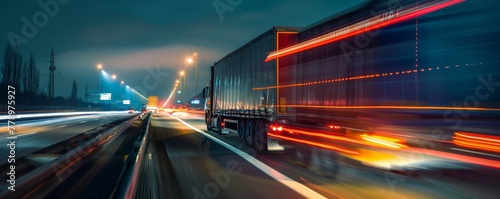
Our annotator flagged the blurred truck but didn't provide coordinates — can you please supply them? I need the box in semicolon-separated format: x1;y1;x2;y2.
147;96;158;113
203;0;500;175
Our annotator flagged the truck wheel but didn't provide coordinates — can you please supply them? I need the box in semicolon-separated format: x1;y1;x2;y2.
319;148;339;179
245;119;254;146
238;119;246;143
254;119;267;152
292;144;311;168
205;113;211;131
216;116;223;135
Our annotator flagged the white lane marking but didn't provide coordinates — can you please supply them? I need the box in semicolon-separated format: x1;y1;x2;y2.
80;121;87;123
451;148;500;159
19;131;38;137
58;125;67;128
170;115;327;199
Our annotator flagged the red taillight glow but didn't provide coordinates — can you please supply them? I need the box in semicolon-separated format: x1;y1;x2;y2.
328;125;340;130
270;125;284;132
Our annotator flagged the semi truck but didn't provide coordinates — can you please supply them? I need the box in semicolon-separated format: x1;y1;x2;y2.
146;96;158;113
203;0;500;173
203;26;301;152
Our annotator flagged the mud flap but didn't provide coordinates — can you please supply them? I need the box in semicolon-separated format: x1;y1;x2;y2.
267;137;285;151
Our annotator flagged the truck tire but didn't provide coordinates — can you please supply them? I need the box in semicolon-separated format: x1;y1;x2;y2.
245;119;254;146
216;116;223;135
205;113;211;131
254;119;267;152
319;148;338;179
292;144;311;168
238;119;246;143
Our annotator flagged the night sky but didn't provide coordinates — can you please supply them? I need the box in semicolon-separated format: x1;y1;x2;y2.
0;0;365;102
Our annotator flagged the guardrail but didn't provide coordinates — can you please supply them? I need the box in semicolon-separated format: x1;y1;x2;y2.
114;112;152;199
0;113;143;198
0;111;136;123
0;105;93;113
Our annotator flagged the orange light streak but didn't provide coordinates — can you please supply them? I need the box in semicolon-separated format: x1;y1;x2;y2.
280;127;408;150
455;132;500;143
405;148;500;169
268;133;359;155
282;127;365;145
361;134;408;149
454;137;500;146
453;132;500;152
454;140;500;153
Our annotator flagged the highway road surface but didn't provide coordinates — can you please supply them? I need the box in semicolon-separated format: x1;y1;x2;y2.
4;111;498;198
133;111;499;199
0;112;137;167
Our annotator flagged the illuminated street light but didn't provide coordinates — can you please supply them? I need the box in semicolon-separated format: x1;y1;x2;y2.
97;64;104;104
186;52;198;98
179;70;185;94
112;74;117;79
121;81;124;84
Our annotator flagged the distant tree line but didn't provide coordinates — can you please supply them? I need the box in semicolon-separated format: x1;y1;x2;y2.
0;43;86;109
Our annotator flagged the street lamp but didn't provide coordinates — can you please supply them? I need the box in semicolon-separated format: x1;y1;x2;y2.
179;71;186;93
97;64;103;104
112;74;117;80
186;52;198;98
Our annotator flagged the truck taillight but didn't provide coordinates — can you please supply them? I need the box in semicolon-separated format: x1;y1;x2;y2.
328;125;340;130
270;125;283;132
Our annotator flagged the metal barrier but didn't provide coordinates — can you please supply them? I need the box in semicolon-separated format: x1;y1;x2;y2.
0;113;143;198
115;112;152;199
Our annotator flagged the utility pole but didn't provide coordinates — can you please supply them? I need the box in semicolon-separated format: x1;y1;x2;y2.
85;81;88;103
48;49;56;102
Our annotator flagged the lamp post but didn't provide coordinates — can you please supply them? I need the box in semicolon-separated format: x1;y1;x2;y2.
187;52;198;99
97;64;102;92
97;64;103;105
179;70;185;92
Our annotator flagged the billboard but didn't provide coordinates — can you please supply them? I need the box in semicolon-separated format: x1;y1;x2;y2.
100;93;111;100
191;99;200;104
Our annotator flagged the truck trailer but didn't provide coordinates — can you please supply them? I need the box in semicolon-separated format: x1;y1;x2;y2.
204;26;301;152
204;0;500;172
